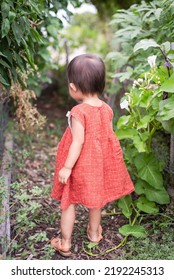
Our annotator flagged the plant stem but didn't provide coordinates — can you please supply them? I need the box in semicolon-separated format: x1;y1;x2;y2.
147;126;156;152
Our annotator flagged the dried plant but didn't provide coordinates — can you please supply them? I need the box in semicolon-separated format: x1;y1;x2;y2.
10;81;46;134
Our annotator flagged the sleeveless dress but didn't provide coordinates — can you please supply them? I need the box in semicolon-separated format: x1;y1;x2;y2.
51;102;134;209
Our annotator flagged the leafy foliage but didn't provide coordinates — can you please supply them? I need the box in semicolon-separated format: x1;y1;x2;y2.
0;0;82;91
109;0;174;238
109;0;174;83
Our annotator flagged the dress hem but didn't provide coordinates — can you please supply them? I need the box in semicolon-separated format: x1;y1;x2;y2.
51;187;134;210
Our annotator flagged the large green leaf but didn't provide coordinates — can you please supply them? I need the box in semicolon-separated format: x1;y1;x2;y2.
135;179;148;195
160;73;174;93
146;188;170;204
136;197;159;214
134;39;160;53
118;195;132;218
119;224;147;238
134;153;163;188
135;179;170;204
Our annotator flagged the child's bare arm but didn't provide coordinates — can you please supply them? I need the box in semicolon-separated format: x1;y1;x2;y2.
58;117;84;184
64;117;84;168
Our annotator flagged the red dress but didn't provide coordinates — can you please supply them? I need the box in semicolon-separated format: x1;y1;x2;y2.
51;102;134;209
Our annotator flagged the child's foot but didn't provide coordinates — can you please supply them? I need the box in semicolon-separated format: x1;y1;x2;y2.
51;237;71;257
87;225;103;243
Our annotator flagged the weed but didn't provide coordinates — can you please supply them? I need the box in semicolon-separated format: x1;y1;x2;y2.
8;180;55;259
117;214;174;260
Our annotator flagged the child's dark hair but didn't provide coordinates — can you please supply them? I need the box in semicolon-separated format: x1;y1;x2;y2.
67;54;105;95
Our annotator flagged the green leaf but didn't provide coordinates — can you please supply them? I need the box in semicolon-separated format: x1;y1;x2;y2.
8;11;16;23
0;73;10;86
117;115;130;129
133;135;146;153
13;51;25;70
28;1;42;14
30;28;44;43
146;188;170;204
1;1;10;18
160;73;174;93
134;39;160;53
137;115;152;129
1;18;10;38
135;179;170;204
157;95;174;121
12;21;23;45
22;38;36;69
161;41;171;53
115;128;137;140
116;128;146;152
47;24;59;38
134;153;163;188
118;195;132;218
114;67;133;82
161;119;174;134
0;58;10;68
135;179;148;195
136;197;159;214
2;50;12;64
140;131;150;142
87;242;98;249
119;224;147;238
0;51;7;58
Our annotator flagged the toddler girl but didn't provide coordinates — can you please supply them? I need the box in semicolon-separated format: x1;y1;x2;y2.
51;54;134;256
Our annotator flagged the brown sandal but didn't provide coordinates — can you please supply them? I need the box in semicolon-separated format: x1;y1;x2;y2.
51;237;71;257
87;224;103;243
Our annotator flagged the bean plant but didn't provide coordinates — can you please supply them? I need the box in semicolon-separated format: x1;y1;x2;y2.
109;0;174;239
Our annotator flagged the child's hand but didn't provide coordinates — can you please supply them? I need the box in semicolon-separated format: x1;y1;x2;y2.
58;167;72;184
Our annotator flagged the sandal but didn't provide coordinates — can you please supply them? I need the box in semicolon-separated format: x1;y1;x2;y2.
87;224;103;243
51;237;71;257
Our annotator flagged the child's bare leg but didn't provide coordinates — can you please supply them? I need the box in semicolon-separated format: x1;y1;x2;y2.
60;204;76;247
88;208;101;240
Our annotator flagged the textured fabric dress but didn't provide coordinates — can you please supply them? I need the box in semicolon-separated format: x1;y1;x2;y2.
51;102;134;209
